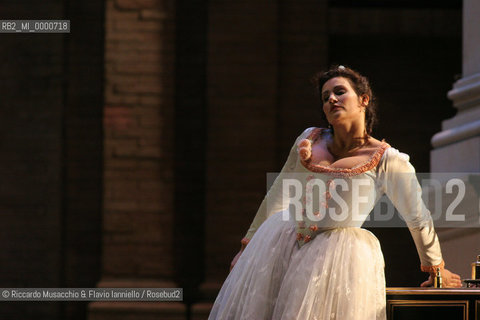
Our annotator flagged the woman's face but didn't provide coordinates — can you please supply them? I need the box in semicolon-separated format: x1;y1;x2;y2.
321;77;367;126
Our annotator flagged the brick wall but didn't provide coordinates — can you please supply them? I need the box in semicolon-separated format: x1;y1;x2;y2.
90;0;184;318
102;0;175;281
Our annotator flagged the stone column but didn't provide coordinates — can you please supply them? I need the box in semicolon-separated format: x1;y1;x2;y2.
430;0;480;279
88;0;185;319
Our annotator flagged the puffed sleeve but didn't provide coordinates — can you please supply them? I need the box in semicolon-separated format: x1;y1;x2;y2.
241;127;315;246
378;148;444;273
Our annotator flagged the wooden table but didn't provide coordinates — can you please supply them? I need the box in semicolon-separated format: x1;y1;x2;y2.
386;287;480;320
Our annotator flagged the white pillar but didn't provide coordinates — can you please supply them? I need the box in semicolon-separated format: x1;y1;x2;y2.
430;0;480;279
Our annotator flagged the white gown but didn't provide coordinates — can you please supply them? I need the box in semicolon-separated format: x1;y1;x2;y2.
209;127;444;320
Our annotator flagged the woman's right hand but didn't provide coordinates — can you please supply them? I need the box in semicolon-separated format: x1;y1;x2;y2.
230;241;248;272
230;249;244;272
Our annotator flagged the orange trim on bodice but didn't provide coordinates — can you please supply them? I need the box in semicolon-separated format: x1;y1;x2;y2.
299;128;391;177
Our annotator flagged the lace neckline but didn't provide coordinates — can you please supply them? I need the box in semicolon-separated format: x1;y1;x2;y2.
299;128;390;177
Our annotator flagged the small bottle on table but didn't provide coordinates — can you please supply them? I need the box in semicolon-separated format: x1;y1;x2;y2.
434;267;442;288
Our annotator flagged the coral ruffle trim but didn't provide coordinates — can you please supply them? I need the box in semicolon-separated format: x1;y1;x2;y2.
421;260;445;273
240;238;250;246
299;128;390;177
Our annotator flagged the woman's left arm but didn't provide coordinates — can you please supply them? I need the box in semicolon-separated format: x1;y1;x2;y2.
381;148;462;287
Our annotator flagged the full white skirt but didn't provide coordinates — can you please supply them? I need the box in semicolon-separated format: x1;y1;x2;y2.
209;211;386;320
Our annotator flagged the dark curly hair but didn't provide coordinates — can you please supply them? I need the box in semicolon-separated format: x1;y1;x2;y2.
312;65;377;135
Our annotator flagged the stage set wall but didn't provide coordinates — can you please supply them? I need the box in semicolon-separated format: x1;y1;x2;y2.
0;0;462;319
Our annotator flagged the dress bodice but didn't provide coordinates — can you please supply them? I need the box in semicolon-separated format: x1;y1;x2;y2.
243;127;444;272
291;128;391;244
